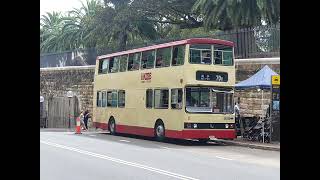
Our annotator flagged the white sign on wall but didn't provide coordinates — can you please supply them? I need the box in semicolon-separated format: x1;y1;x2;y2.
67;91;73;98
40;96;44;103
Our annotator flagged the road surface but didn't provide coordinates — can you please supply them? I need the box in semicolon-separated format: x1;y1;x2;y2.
40;130;279;180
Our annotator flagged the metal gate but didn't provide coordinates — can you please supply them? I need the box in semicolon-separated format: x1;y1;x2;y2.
47;96;80;128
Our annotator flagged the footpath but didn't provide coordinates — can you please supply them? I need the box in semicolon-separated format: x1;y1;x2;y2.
40;128;280;151
213;137;280;151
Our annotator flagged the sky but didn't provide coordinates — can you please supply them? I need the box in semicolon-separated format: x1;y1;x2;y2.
40;0;86;16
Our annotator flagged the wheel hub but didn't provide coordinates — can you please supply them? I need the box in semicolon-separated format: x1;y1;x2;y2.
156;125;164;137
110;122;114;132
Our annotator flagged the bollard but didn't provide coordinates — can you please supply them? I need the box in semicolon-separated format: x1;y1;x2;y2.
75;117;82;134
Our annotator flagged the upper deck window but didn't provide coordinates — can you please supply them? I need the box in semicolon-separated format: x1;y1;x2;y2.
98;59;108;74
172;45;185;66
128;52;141;71
190;44;212;64
156;47;171;68
108;57;120;73
189;44;233;66
119;55;128;72
213;44;233;65
141;50;155;69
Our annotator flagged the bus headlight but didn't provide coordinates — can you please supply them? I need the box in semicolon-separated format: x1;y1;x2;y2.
225;124;229;128
193;123;198;129
229;124;234;128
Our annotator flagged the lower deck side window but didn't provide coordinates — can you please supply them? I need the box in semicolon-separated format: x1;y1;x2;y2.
154;89;169;109
97;91;102;107
146;89;153;108
107;90;118;107
118;90;125;107
171;89;183;109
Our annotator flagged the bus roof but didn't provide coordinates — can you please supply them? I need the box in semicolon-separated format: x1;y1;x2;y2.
97;38;234;60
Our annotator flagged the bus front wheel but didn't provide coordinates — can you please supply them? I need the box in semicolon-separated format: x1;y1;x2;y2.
109;118;116;135
154;121;165;141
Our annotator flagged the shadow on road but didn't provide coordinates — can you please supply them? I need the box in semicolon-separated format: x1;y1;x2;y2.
98;132;227;147
40;128;227;147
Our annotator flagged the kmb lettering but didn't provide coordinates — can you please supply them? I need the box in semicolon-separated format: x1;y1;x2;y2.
141;72;152;81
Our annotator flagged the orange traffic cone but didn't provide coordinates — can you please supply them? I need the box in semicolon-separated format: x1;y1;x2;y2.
75;117;82;134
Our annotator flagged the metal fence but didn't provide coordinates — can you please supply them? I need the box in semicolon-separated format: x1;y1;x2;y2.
40;24;280;67
214;24;280;59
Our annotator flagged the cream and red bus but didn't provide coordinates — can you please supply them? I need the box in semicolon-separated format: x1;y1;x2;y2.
93;38;236;142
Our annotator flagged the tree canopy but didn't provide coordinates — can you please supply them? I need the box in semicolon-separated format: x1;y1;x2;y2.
40;0;280;53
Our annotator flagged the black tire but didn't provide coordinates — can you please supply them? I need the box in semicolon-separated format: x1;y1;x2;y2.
109;118;116;135
198;138;209;144
154;122;165;141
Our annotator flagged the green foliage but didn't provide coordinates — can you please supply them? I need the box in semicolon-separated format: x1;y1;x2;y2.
192;0;280;30
40;0;104;53
40;0;280;54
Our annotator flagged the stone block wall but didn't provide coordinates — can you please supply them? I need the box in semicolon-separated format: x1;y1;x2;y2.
235;59;280;82
235;90;271;117
40;66;95;113
234;58;280;117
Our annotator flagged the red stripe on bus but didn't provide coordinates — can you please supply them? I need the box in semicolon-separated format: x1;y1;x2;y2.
93;122;108;130
178;130;235;139
117;124;155;137
93;122;235;139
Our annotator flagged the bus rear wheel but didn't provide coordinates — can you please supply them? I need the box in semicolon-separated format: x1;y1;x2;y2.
109;118;116;135
154;122;165;141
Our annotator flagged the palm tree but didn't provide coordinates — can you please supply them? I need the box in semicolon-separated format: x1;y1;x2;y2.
192;0;280;30
40;12;67;53
62;0;104;49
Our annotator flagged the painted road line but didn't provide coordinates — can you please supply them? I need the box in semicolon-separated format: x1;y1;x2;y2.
160;146;176;150
89;135;97;137
40;140;199;180
215;156;233;161
119;140;130;143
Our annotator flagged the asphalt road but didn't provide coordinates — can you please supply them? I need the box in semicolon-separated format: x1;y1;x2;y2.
40;130;280;180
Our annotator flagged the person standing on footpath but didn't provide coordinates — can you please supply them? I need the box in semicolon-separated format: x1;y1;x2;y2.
83;110;90;131
79;111;86;131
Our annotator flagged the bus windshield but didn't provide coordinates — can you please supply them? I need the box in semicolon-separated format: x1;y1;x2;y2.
189;44;233;65
186;87;234;113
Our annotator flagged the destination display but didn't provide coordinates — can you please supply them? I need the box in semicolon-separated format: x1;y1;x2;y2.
196;71;228;82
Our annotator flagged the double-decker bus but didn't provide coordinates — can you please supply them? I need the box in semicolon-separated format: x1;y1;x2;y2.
93;38;236;142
